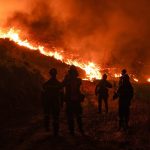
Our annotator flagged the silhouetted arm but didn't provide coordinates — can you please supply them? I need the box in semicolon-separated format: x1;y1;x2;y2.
95;85;98;96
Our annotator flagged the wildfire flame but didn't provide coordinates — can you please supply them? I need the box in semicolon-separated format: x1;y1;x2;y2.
0;28;63;61
114;73;121;78
0;28;102;80
0;28;149;83
133;78;139;82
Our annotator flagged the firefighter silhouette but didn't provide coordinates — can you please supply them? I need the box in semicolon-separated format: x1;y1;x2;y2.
119;69;129;86
95;74;112;113
113;69;134;131
62;65;85;135
42;68;63;136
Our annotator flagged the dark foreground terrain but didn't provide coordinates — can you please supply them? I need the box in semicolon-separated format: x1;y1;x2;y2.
0;82;150;150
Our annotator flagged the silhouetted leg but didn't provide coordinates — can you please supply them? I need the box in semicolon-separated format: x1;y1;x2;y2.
120;107;128;130
77;116;84;135
66;111;74;135
124;106;130;130
44;114;50;132
119;105;124;129
43;104;50;132
98;96;102;113
52;111;60;136
104;97;108;113
76;105;84;134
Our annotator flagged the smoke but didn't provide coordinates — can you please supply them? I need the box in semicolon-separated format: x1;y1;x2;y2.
1;0;150;76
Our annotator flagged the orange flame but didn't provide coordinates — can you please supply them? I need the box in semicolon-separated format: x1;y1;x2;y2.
1;28;149;83
133;78;139;82
114;73;121;78
0;28;63;61
0;28;102;80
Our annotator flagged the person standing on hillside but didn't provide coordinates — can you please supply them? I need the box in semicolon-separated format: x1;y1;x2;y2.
95;74;112;113
62;65;85;136
42;68;63;136
113;69;134;131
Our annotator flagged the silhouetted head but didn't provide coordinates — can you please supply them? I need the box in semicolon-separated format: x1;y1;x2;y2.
68;65;79;77
102;73;107;80
121;69;127;75
49;68;57;78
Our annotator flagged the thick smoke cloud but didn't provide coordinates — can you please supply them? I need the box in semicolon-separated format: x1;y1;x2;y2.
1;0;150;77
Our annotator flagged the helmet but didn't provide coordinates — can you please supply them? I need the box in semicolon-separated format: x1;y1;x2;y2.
49;68;57;76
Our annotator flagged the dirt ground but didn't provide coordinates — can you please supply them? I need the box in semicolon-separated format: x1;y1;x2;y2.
0;83;149;150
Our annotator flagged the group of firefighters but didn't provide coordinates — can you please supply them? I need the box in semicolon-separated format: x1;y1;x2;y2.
42;66;134;136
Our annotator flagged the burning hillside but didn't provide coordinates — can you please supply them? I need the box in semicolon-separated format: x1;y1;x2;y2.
0;38;75;80
0;28;102;81
0;28;149;83
0;38;150;150
0;2;150;150
0;0;150;82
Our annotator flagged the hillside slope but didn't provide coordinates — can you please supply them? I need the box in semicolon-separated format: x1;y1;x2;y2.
0;38;73;132
0;39;149;150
